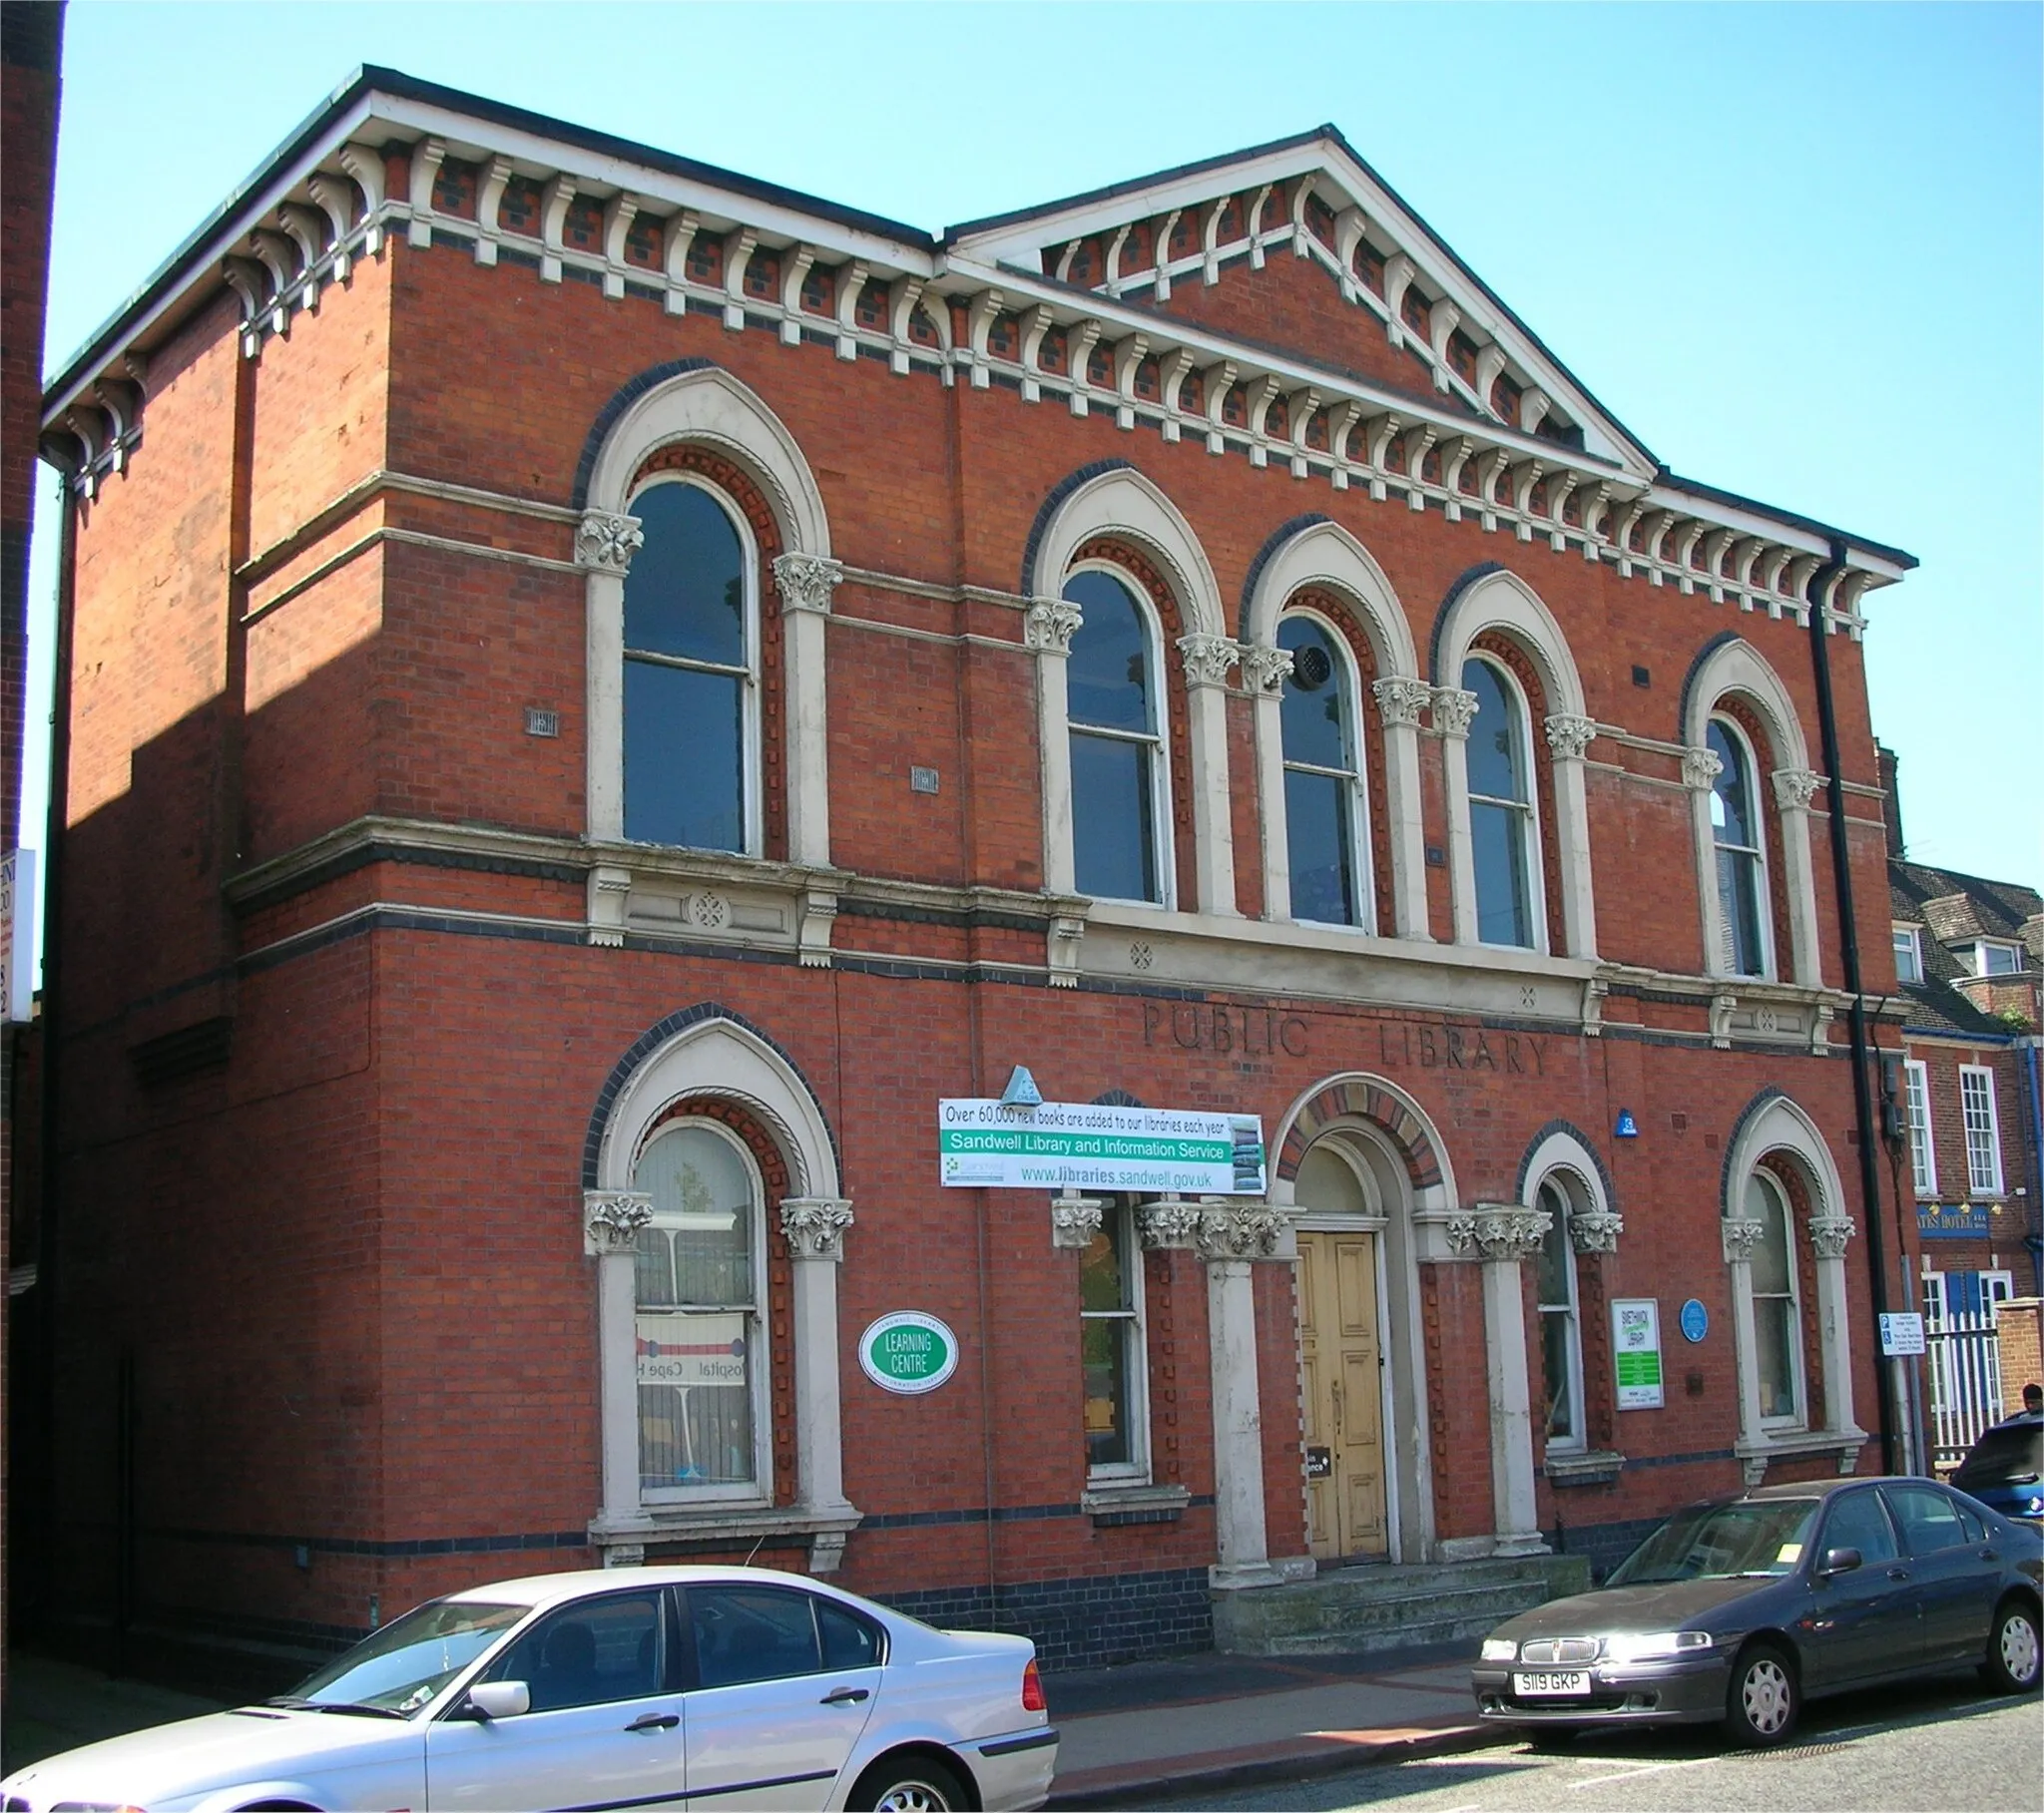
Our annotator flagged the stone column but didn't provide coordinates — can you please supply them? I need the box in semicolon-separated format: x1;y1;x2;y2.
1722;1215;1769;1478
577;509;645;843
584;1189;655;1552
1196;1199;1289;1590
1773;767;1825;987
1178;634;1242;916
1432;686;1481;945
1807;1211;1859;1441
1027;599;1084;895
779;1197;857;1564
1683;744;1729;975
1544;713;1600;959
1244;643;1294;921
772;554;843;869
1447;1202;1553;1557
1372;678;1433;940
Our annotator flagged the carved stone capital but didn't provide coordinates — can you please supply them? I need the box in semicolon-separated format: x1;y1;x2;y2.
1772;766;1824;812
1568;1208;1625;1255
1544;712;1598;761
1807;1212;1857;1261
1193;1199;1288;1262
1241;642;1295;696
1445;1202;1552;1262
1372;676;1431;727
1137;1197;1205;1250
576;510;645;575
1721;1215;1767;1264
1430;686;1479;738
779;1196;854;1261
1682;745;1725;791
772;552;844;616
1024;598;1084;655
584;1189;654;1255
1050;1192;1106;1250
1177;633;1242;689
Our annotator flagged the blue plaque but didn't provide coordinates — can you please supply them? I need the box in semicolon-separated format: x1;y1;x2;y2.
1679;1298;1709;1344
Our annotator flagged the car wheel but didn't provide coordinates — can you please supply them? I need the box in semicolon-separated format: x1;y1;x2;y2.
848;1755;969;1813
1724;1640;1798;1747
1982;1597;2042;1693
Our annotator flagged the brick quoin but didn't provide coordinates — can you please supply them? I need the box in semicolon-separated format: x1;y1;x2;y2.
25;76;1928;1676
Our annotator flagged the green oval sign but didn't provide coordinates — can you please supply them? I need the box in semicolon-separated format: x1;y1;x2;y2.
858;1311;958;1396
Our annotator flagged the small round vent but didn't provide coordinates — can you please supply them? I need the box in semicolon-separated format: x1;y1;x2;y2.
1292;645;1333;689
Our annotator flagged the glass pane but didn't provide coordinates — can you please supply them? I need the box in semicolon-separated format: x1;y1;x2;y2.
1745;1174;1791;1295
624;483;747;667
1295;1146;1366;1216
1064;569;1153;733
1284;767;1357;924
1079;1219;1126;1313
1820;1491;1897;1565
1471;799;1533;947
287;1599;526;1712
1542;1309;1577;1442
636;1129;755;1307
1708;720;1756;850
1081;1316;1131;1468
1717;845;1766;975
1071;731;1158;901
1756;1296;1798;1420
690;1587;823;1688
1883;1484;1966;1556
1893;930;1920;983
490;1593;665;1712
1608;1499;1818;1585
1461;660;1525;803
1534;1182;1571;1308
816;1600;883;1669
624;661;744;851
1984;943;2021;975
637;1311;755;1488
1278;617;1349;771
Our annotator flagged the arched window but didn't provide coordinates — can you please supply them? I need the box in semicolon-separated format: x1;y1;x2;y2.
1533;1176;1584;1451
632;1121;769;1499
1462;656;1541;948
1279;615;1369;927
1708;718;1770;977
621;480;757;851
1065;567;1168;904
1744;1170;1803;1425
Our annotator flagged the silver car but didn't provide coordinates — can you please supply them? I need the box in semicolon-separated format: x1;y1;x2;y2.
0;1566;1057;1812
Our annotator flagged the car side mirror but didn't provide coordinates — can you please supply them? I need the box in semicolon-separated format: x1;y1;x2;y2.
463;1679;531;1720
1816;1546;1862;1579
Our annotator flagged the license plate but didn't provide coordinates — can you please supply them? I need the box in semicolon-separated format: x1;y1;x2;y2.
1515;1669;1592;1697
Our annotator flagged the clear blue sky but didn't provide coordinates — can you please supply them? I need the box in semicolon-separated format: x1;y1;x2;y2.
21;1;2043;946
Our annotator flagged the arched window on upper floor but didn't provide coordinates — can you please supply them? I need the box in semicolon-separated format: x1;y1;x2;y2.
1065;565;1171;905
1278;613;1372;928
621;479;759;852
1708;716;1772;978
1461;655;1543;950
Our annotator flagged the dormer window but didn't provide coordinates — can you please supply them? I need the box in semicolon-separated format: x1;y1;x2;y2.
1971;940;2024;977
1892;926;1922;985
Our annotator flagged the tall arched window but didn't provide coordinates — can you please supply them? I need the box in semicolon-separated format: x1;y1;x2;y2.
1708;717;1770;977
622;480;757;850
632;1122;769;1500
1533;1176;1583;1452
1462;657;1540;948
1065;567;1168;904
1279;615;1369;927
1744;1170;1802;1425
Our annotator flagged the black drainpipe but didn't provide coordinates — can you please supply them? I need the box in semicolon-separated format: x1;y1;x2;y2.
1805;537;1897;1476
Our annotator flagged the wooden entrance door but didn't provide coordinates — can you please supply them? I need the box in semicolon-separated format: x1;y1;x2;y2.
1298;1230;1388;1559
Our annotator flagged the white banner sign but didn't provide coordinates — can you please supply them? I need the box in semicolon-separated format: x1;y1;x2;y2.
1879;1311;1925;1357
938;1098;1266;1194
636;1313;749;1389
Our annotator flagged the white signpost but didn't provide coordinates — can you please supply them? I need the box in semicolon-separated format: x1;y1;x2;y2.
1612;1297;1665;1410
937;1098;1265;1195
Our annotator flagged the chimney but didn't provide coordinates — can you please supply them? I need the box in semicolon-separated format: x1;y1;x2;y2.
1876;740;1904;859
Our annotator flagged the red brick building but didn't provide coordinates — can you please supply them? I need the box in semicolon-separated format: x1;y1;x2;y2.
30;70;1924;1672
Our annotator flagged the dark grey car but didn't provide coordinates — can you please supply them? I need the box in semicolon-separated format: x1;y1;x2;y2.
1470;1478;2043;1746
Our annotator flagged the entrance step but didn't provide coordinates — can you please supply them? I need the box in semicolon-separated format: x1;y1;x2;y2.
1213;1554;1593;1658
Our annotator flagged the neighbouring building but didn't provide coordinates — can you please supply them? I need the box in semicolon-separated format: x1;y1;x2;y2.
27;70;1925;1675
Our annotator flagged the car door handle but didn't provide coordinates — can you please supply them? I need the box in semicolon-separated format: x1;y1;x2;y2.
1887;1567;1910;1581
820;1686;871;1706
626;1712;681;1731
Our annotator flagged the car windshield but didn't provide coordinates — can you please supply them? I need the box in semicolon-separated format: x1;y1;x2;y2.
278;1599;528;1714
1953;1420;2042;1489
1607;1499;1821;1585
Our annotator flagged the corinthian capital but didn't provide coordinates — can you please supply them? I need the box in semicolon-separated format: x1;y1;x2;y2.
1445;1202;1552;1262
575;510;645;575
779;1196;854;1260
1721;1216;1767;1263
1049;1192;1106;1249
1568;1208;1625;1255
1772;767;1824;812
1178;633;1243;689
772;552;844;616
1430;686;1479;738
1193;1200;1288;1262
1682;745;1725;791
1240;643;1294;695
1137;1197;1205;1249
1807;1212;1856;1261
1544;712;1598;761
1372;676;1432;727
583;1189;654;1255
1024;598;1084;655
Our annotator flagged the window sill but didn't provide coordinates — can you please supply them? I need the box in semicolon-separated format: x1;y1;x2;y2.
1737;1426;1868;1488
1082;1481;1190;1528
1542;1449;1626;1489
590;1502;863;1573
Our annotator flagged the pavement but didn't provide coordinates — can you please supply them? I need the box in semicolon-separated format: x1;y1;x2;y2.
2;1640;1502;1800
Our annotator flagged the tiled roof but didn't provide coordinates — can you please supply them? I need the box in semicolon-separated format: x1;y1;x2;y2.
1890;858;2041;1039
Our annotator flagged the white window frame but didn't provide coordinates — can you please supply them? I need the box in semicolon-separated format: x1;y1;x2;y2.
1960;1066;2005;1195
1065;561;1176;910
1531;1173;1587;1455
1707;714;1775;981
1278;606;1375;932
621;474;764;857
633;1119;773;1510
1892;925;1922;986
1923;1267;2015;1328
1461;653;1548;954
1080;1198;1152;1485
1976;940;2024;977
1904;1059;1937;1197
1746;1169;1807;1431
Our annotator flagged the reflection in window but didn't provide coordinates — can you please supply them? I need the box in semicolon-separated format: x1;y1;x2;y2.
1744;1170;1801;1423
623;481;752;850
1065;569;1164;903
1080;1201;1146;1475
689;1586;821;1688
487;1592;665;1713
1280;616;1367;926
1462;658;1537;948
634;1124;763;1493
1709;718;1768;976
1534;1178;1582;1449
